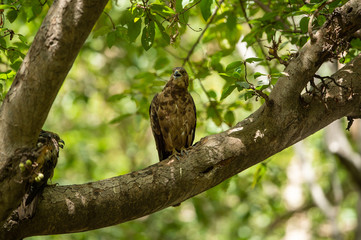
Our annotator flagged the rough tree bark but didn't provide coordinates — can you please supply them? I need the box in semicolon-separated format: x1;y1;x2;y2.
0;0;109;227
1;0;361;239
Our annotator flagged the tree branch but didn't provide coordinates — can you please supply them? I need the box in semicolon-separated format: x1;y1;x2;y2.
269;0;361;107
3;52;361;239
0;0;108;223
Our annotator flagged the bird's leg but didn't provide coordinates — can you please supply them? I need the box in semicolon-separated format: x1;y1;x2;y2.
171;149;181;160
180;146;192;156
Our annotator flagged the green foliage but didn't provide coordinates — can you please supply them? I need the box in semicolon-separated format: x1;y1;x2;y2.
199;0;213;21
2;0;361;239
0;0;49;102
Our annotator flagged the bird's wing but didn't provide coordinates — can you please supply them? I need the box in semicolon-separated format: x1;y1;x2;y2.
191;93;197;146
150;94;169;161
186;92;197;147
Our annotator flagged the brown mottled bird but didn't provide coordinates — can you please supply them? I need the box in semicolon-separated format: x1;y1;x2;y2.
149;67;196;161
18;130;64;219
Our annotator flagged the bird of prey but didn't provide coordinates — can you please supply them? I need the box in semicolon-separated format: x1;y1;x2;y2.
149;67;196;161
18;130;64;219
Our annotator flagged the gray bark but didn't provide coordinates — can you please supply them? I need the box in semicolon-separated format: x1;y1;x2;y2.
0;0;108;225
1;0;361;239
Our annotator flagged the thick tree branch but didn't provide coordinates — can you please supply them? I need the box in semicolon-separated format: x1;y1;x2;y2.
269;0;361;107
0;0;108;223
3;53;361;239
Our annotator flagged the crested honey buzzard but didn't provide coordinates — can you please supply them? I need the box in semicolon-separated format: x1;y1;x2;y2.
149;67;196;161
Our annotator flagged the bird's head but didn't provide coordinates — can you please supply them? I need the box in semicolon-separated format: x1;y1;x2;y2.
170;67;189;89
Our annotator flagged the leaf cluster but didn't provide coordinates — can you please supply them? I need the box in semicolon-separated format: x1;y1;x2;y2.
0;0;50;102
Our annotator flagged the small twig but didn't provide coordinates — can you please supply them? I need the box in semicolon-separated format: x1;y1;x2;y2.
39;0;47;6
103;11;115;30
161;0;201;25
244;62;270;104
314;74;348;90
185;24;202;32
239;0;252;30
266;37;289;66
346;116;356;131
182;0;224;66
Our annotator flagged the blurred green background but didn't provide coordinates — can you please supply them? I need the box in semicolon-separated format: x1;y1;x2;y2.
0;0;360;239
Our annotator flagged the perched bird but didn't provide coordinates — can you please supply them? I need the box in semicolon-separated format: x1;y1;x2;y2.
18;130;64;219
149;67;196;161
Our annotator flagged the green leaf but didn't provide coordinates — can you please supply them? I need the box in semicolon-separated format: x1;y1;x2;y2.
226;12;237;30
299;0;327;14
127;15;142;42
220;85;236;100
17;34;28;44
6;9;18;23
106;31;117;48
108;93;127;102
0;4;16;10
299;4;313;14
210;52;224;72
254;72;265;79
208;90;217;100
109;113;132;124
200;0;212;21
154;57;170;70
244;90;254;100
232;71;241;79
27;5;42;22
300;17;309;34
154;19;170;44
235;81;249;91
93;25;112;38
252;163;267;188
10;59;22;71
207;105;222;126
0;70;16;80
226;61;243;72
150;3;175;17
245;57;263;63
351;38;361;50
224;111;235;127
0;37;7;49
6;49;20;63
317;15;326;26
219;73;235;82
141;21;155;51
175;0;183;13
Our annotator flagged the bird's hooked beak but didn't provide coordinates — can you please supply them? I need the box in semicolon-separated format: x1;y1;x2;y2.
174;69;182;79
59;139;65;149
